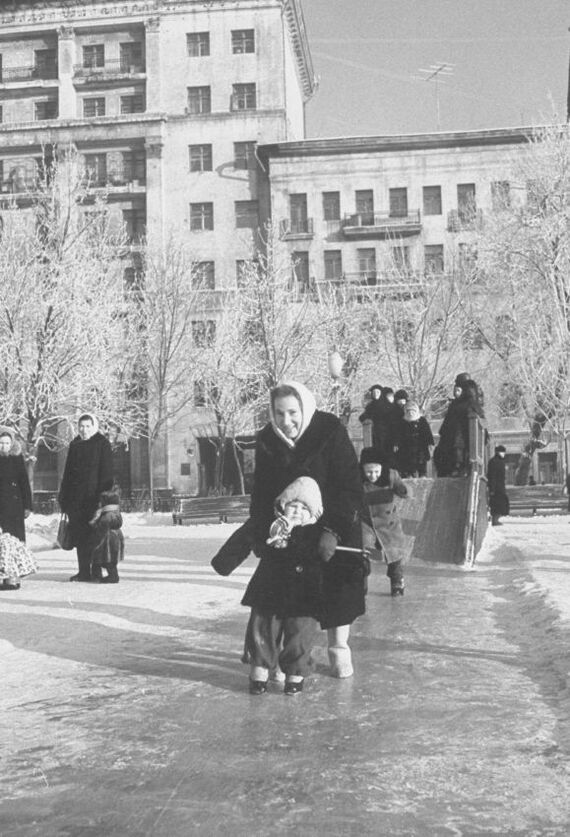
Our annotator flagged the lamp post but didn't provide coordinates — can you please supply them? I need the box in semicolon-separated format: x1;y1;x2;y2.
328;350;344;417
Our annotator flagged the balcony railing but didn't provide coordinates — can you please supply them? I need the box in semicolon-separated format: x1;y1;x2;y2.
342;209;422;237
313;272;424;301
279;217;314;239
85;167;146;189
447;209;484;232
0;63;58;83
74;59;146;79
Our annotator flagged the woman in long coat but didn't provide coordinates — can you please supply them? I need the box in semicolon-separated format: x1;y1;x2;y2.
487;445;510;526
58;413;114;582
242;381;367;694
434;379;485;477
0;430;34;590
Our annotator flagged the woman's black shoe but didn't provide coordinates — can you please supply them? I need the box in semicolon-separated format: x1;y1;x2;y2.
391;584;405;597
284;680;304;695
69;573;91;582
249;680;268;695
2;580;20;590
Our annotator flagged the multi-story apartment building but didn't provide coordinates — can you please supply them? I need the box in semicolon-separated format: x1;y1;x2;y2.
0;0;315;497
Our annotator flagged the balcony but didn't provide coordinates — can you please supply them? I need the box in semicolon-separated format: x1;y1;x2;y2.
447;209;484;232
85;167;146;191
342;209;422;238
73;59;146;82
313;272;424;302
279;218;314;240
0;63;58;84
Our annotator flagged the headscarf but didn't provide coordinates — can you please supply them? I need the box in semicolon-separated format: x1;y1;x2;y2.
78;412;100;433
269;380;316;448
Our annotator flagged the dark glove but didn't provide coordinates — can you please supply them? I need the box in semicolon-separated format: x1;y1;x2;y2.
318;529;338;562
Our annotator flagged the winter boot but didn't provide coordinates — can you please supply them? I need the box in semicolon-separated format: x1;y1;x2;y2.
100;565;119;584
327;625;354;678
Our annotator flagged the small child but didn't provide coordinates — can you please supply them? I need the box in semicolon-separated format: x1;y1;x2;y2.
397;401;434;478
89;489;124;584
360;447;410;596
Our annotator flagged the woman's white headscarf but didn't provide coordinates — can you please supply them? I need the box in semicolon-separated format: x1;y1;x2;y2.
270;380;317;448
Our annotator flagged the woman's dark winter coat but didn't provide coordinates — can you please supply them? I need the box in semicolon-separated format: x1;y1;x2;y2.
242;410;367;629
362;469;411;564
487;454;510;517
359;397;400;466
58;432;114;546
397;417;434;476
0;453;32;542
433;392;485;477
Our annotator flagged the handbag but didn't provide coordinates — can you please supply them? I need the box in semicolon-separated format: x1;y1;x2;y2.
57;514;75;551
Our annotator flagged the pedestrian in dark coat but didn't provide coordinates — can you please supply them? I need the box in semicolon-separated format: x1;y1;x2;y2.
89;489;124;583
360;448;411;596
0;430;33;591
58;413;113;582
397;401;435;477
359;385;400;467
487;445;509;526
434;379;485;477
242;380;366;694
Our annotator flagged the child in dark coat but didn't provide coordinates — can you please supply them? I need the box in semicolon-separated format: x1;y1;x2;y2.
89;490;124;584
397;401;434;477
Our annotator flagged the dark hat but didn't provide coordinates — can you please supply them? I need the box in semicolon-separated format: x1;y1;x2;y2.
495;445;506;454
394;389;409;401
382;387;394;396
369;383;383;393
360;447;383;466
454;372;470;386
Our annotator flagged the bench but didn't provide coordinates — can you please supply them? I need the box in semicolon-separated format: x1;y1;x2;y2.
172;494;250;525
506;486;568;517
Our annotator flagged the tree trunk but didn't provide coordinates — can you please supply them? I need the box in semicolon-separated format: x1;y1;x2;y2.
229;438;245;494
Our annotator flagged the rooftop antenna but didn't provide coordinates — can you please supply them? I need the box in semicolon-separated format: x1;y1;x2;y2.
416;62;454;130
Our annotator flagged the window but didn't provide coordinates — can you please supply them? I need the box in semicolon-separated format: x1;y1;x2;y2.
322;191;340;221
234;141;256;170
83;97;105;118
84;153;107;186
34;49;57;79
357;248;376;283
495;313;515;356
121;149;146;183
192;260;215;289
458;242;478;274
120;42;143;71
324;250;342;281
289;193;308;234
120;94;145;114
423;185;442;215
457;183;476;222
395;319;415;352
292;251;310;288
424;244;444;275
355;189;374;224
187;32;210;57
491;180;511;211
0;106;3;124
232;29;255;54
231;83;256;110
190;202;214;231
392;245;410;272
189;144;213;172
187;86;211;114
122;208;146;243
235;200;258;228
82;44;104;69
192;320;216;348
236;259;260;287
35;100;58;120
462;321;484;351
389;187;408;218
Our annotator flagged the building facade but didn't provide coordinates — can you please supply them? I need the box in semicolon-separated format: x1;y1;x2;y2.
0;0;315;497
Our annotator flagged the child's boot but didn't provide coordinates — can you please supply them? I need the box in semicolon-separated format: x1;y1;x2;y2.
101;565;119;584
327;625;354;678
249;665;269;695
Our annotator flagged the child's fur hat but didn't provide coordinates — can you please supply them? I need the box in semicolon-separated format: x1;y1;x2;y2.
359;447;383;467
275;476;323;521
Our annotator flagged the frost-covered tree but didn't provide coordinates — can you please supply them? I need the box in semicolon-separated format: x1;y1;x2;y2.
0;148;141;483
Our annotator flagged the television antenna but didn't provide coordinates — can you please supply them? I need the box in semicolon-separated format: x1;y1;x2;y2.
416;62;454;130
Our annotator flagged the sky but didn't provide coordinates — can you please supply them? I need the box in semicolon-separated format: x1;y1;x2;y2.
301;0;570;138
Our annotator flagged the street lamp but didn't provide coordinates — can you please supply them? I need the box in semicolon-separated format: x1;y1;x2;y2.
328;350;344;417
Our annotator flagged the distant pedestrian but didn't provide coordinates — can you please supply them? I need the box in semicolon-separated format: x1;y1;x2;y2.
565;473;570;512
488;445;509;526
58;413;114;582
360;447;410;597
0;430;34;591
397;402;434;477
